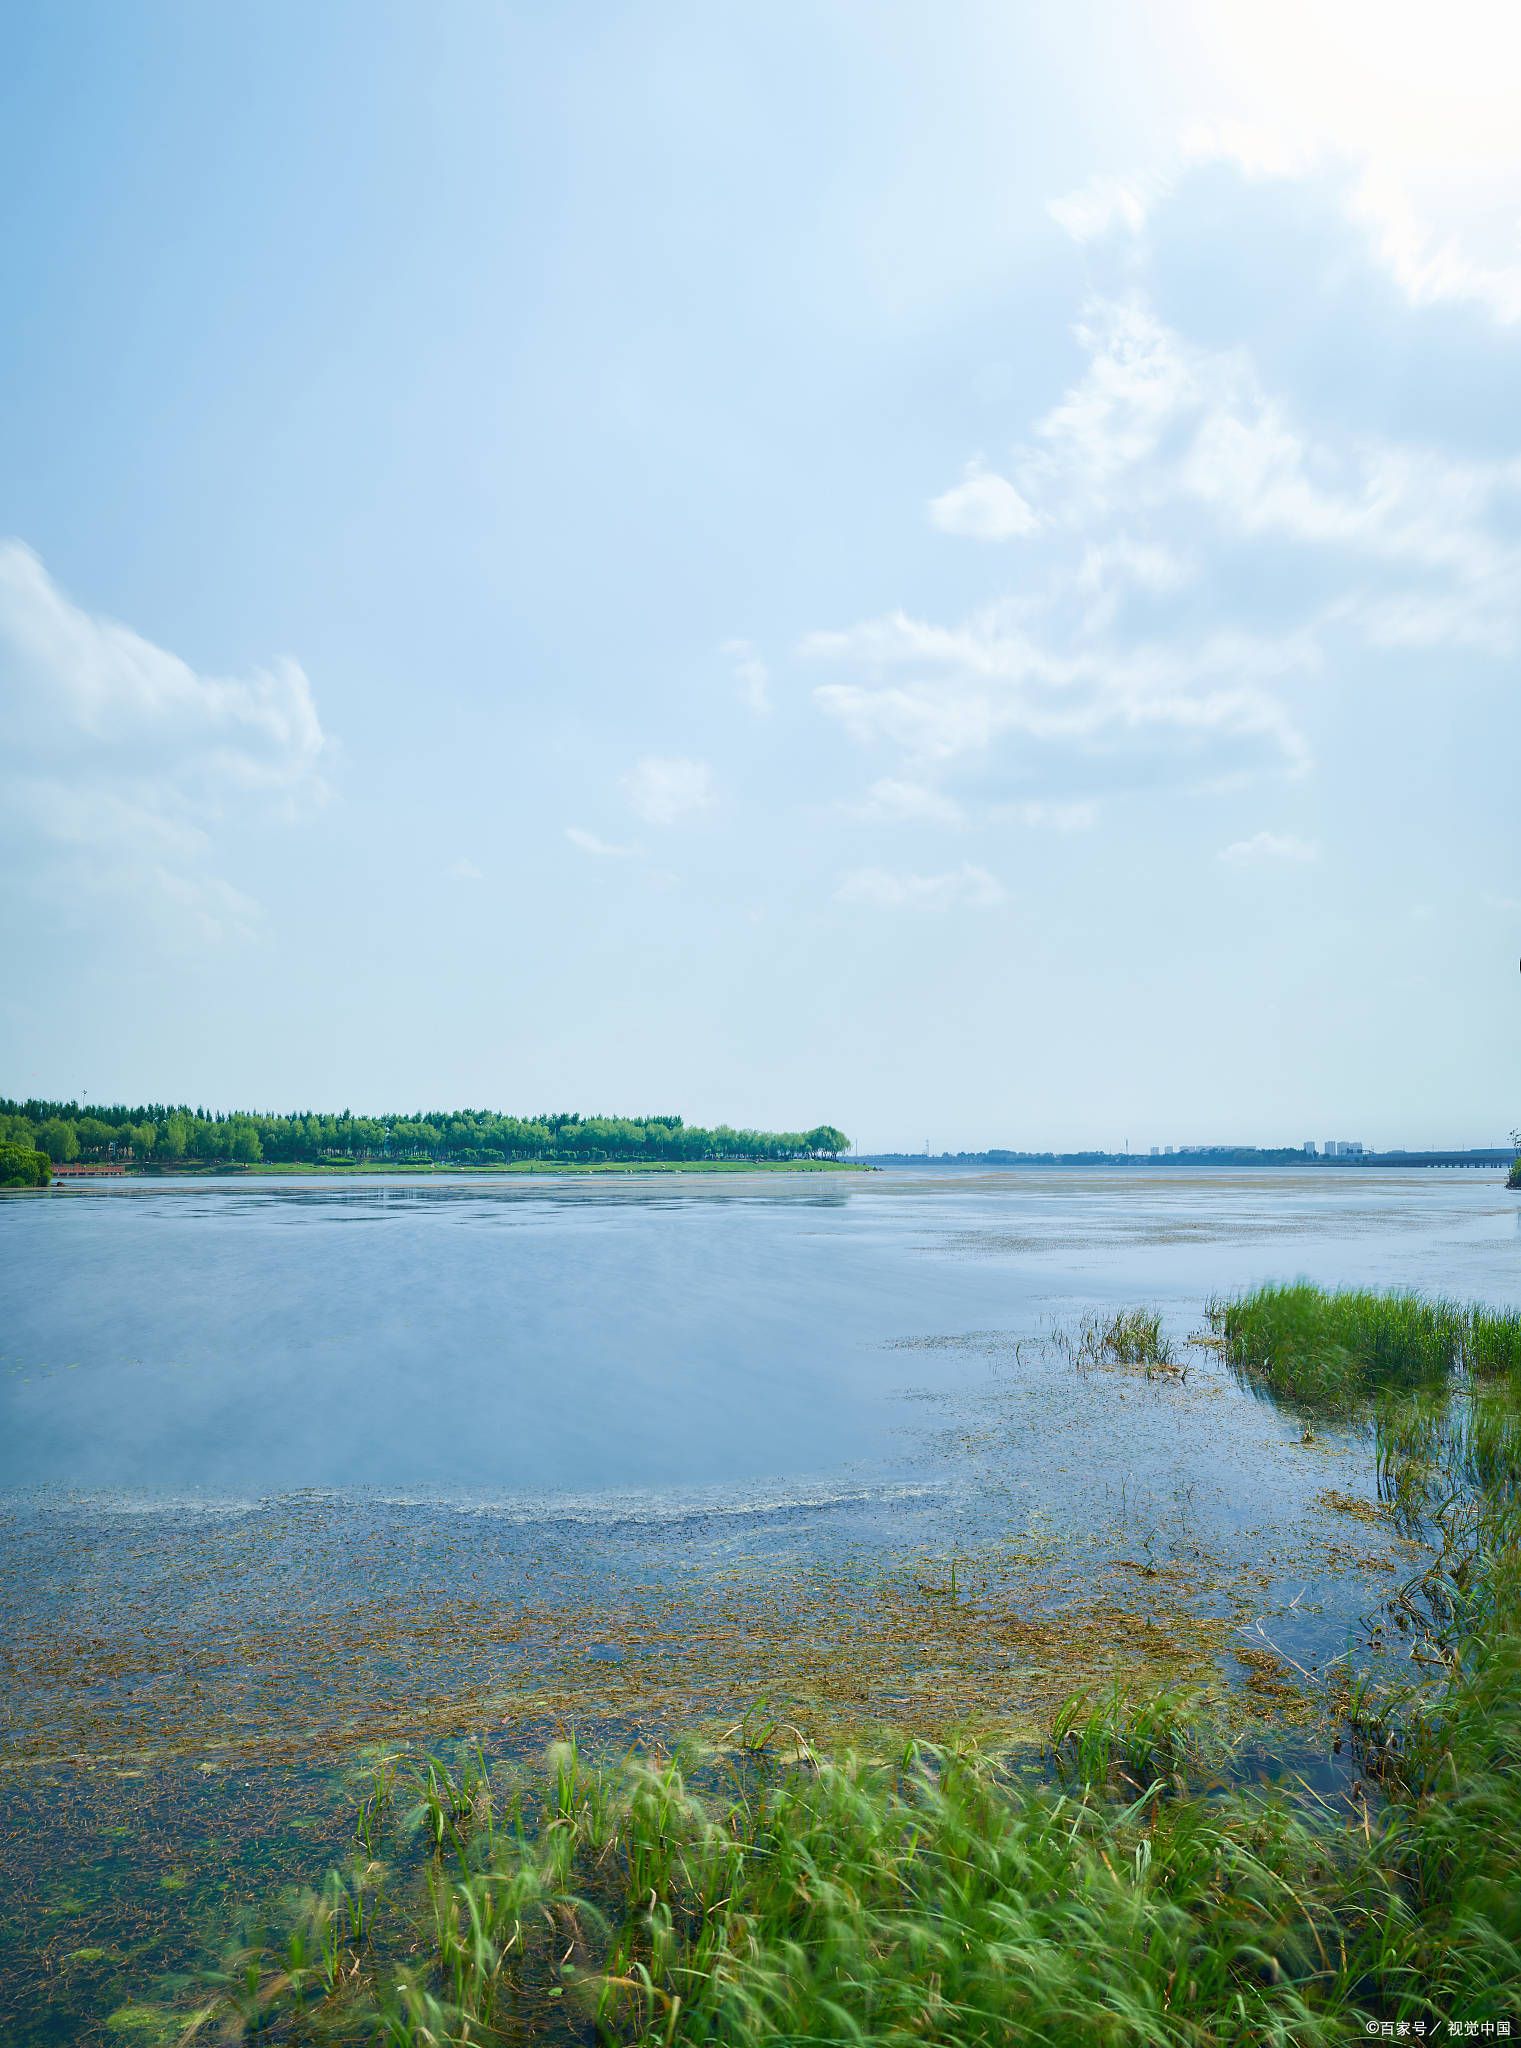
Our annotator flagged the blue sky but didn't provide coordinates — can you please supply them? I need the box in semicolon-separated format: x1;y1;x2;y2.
1;0;1517;1150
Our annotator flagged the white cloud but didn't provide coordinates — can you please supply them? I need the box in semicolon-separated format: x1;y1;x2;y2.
721;638;771;714
1046;3;1521;324
818;275;1521;821
449;857;483;880
835;862;1006;910
848;778;965;825
1218;831;1319;865
1022;297;1521;650
1002;799;1097;832
1047;170;1168;245
622;756;716;826
566;826;635;857
1170;0;1521;323
809;606;1312;770
929;461;1038;541
0;541;326;938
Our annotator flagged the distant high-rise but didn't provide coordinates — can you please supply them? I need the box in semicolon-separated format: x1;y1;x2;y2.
1304;1141;1317;1155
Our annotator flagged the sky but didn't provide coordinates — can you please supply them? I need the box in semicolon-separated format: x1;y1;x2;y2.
0;0;1517;1153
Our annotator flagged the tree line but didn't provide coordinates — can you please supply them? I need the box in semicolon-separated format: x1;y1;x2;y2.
0;1100;850;1169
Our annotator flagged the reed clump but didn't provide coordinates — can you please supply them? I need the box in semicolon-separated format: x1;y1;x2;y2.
1058;1306;1178;1375
1209;1282;1521;1411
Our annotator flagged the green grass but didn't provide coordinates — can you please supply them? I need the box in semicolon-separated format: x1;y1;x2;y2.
186;1593;1521;2043
1056;1306;1178;1375
1208;1282;1521;1411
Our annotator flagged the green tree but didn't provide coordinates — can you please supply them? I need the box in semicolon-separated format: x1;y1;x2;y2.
806;1125;849;1157
154;1115;189;1161
0;1141;48;1186
38;1117;79;1162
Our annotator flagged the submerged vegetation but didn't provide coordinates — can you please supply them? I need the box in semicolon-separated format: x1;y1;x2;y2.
112;1282;1514;2043
0;1100;850;1170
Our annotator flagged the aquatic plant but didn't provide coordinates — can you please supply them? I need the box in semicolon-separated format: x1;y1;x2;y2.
1208;1283;1521;1411
1056;1306;1178;1376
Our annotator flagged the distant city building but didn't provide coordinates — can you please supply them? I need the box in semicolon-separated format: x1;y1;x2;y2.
1304;1141;1317;1155
1323;1140;1365;1157
1149;1145;1160;1156
1164;1145;1174;1155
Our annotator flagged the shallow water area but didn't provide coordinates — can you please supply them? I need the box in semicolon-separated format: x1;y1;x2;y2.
1;1165;1517;2040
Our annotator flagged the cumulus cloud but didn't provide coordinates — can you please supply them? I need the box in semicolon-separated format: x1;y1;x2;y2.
835;863;1006;910
929;461;1037;541
0;541;326;938
622;756;715;826
1219;831;1319;864
721;638;771;714
448;857;483;880
566;826;635;857
818;252;1521;824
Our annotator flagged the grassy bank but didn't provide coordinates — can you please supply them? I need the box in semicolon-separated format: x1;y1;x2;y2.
146;1284;1521;2045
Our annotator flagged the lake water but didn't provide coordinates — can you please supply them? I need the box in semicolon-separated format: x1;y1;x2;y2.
2;1165;1517;2043
4;1163;1517;1716
7;1164;1517;1504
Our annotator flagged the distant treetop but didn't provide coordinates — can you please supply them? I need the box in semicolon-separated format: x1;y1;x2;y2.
0;1100;850;1168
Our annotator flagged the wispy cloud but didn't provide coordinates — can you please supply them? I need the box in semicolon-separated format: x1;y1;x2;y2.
448;856;483;880
566;826;635;857
1002;799;1097;832
622;756;716;826
1047;169;1168;245
721;638;771;714
835;862;1006;910
1219;831;1319;864
847;778;965;826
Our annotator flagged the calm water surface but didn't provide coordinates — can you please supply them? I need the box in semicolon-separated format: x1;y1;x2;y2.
7;1164;1516;1505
